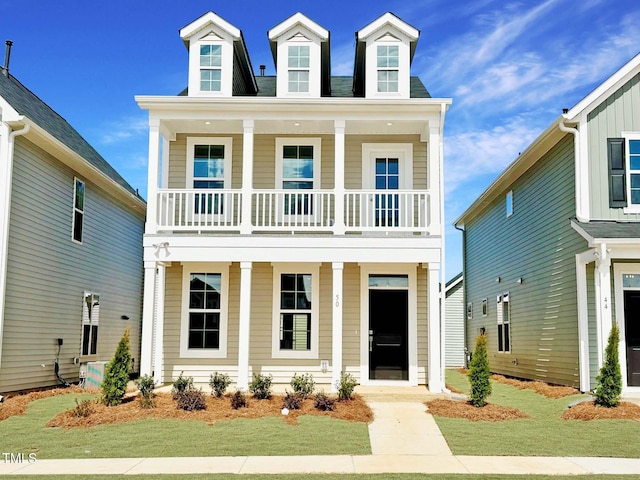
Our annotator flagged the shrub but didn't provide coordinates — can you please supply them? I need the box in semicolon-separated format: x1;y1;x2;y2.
468;333;492;407
72;398;94;417
209;372;232;398
249;373;273;399
290;373;315;399
171;372;194;399
595;322;622;408
101;329;131;406
230;389;247;409
175;388;206;411
335;372;357;401
135;374;156;408
282;391;302;410
314;390;336;411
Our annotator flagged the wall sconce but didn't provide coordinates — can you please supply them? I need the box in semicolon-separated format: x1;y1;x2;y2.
121;315;130;320
496;276;501;283
517;277;523;284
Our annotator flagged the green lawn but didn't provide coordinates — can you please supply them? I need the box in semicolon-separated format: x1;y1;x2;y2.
438;369;640;457
0;394;370;459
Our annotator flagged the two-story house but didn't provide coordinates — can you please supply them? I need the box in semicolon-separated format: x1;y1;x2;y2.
0;57;146;393
455;52;640;395
137;12;451;392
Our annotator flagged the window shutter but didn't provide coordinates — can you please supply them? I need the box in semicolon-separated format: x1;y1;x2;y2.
608;138;626;208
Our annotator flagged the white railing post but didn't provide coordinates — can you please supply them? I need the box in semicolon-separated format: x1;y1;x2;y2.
334;120;346;235
241;120;254;234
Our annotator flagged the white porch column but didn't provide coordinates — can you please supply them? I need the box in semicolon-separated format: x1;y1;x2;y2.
241;120;254;235
427;263;442;392
152;263;166;385
576;250;594;392
237;261;253;389
140;262;157;377
146;121;161;234
161;135;170;189
427;123;441;236
331;262;344;391
333;120;345;235
595;243;612;369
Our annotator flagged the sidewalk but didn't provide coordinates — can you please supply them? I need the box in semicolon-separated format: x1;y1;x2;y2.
2;392;640;476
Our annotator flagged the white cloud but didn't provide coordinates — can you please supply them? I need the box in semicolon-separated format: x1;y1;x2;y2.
99;116;148;145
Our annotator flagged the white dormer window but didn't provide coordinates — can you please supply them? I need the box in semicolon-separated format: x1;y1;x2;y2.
288;45;310;93
199;44;222;92
377;45;399;93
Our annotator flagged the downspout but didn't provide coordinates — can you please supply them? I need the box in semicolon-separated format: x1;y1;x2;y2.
558;118;588;222
439;102;450;394
0;121;30;372
454;222;466;368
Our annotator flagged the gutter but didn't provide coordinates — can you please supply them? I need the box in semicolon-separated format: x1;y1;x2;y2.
558;118;588;223
0;120;30;373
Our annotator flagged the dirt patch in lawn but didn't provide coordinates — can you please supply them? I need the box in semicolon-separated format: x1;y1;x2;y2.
562;401;640;421
0;386;92;422
426;399;528;422
491;374;579;398
46;392;373;429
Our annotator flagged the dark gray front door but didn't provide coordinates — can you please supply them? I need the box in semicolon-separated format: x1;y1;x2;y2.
624;291;640;386
369;289;408;380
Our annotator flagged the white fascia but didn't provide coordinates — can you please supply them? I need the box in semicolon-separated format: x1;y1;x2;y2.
357;12;419;42
268;13;329;42
180;12;241;42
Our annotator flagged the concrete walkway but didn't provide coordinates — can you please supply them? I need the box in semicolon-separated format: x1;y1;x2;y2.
2;392;640;475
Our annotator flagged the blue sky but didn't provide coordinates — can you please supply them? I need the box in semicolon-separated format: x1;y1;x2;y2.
2;0;640;280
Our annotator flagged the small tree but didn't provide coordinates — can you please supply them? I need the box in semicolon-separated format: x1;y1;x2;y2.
101;328;132;406
468;333;491;407
595;322;622;408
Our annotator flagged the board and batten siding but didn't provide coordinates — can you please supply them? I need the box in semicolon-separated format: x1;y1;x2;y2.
0;138;144;393
445;279;465;367
588;72;640;220
167;133;427;191
464;134;588;387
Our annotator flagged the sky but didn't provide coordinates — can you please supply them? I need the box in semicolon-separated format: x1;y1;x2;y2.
2;0;640;281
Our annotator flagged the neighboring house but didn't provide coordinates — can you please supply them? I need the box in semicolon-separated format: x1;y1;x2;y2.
0;62;146;393
137;11;451;391
454;53;640;394
444;273;464;367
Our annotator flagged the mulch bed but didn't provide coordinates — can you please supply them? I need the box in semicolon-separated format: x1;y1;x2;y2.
426;399;528;421
491;374;579;398
562;401;640;421
0;386;92;422
46;392;373;429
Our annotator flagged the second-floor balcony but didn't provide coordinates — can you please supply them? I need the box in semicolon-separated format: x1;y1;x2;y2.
156;188;432;235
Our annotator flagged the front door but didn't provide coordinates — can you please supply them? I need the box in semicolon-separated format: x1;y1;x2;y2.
369;289;408;380
624;291;640;386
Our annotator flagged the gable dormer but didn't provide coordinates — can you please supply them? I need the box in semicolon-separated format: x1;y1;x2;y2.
268;13;330;98
181;12;256;97
354;12;419;99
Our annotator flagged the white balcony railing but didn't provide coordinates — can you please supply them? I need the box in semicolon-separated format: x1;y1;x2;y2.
155;189;430;234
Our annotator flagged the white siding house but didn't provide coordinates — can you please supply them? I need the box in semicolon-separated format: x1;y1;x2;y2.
137;11;451;392
0;66;146;393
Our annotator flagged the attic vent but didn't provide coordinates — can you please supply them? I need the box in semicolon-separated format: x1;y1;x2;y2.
287;32;311;42
376;33;401;42
199;32;223;41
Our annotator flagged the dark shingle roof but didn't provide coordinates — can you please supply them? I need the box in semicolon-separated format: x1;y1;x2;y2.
573;220;640;239
180;76;431;98
0;72;141;198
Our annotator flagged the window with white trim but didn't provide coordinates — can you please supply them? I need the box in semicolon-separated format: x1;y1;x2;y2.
466;302;472;320
199;44;222;92
180;264;229;358
275;138;321;217
272;264;319;359
497;293;510;353
81;292;100;356
482;298;488;316
186;137;232;217
72;178;85;243
506;190;513;217
288;45;310;93
628;137;640;205
377;45;399;93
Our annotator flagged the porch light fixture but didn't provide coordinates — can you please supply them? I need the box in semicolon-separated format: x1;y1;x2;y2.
294;122;300;126
517;277;523;284
386;122;393;126
496;276;501;283
205;121;211;125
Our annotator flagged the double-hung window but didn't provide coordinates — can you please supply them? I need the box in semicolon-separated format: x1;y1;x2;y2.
497;293;510;353
72;178;85;243
199;44;222;92
181;263;228;358
288;45;310;93
377;45;399;93
81;292;99;356
187;137;232;219
276;138;321;219
272;264;319;358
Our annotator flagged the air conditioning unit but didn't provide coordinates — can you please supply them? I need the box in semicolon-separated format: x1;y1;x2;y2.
83;361;107;389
